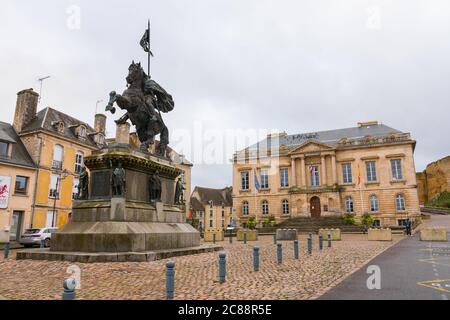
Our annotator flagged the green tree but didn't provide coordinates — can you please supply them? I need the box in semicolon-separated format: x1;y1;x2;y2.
342;213;355;225
361;213;375;227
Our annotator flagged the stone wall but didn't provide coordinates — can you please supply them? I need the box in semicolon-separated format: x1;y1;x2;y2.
416;156;450;204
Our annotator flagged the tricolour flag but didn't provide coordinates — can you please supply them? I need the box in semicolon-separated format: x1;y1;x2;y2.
253;168;261;191
357;164;361;186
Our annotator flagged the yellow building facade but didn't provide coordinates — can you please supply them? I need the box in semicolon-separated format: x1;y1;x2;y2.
232;122;421;228
12;89;106;228
0;121;37;241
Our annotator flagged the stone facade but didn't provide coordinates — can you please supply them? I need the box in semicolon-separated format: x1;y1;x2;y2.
190;186;234;231
232;122;421;228
416;156;450;204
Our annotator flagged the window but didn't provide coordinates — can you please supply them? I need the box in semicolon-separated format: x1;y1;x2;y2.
78;126;86;138
262;200;269;215
222;209;225;218
14;176;29;194
209;220;213;228
46;210;56;228
282;200;289;215
49;174;61;198
310;166;320;187
0;141;9;157
52;144;63;169
222;220;225;228
370;195;379;212
242;201;249;216
373;220;381;227
396;194;406;211
280;168;289;187
260;168;269;189
391;159;403;180
72;177;79;199
75;151;84;174
241;171;249;190
342;163;352;184
398;219;408;227
366;161;377;182
209;209;213;218
345;196;354;213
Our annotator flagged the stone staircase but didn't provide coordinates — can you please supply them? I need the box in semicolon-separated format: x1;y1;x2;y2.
258;216;366;234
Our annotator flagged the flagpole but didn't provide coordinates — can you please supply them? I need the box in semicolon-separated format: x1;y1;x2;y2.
147;19;151;76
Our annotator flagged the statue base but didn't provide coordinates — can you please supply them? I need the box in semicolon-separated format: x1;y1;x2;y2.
17;144;223;262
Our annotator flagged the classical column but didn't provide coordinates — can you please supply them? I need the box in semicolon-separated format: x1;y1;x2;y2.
291;158;297;187
321;155;327;186
300;156;306;187
331;154;337;185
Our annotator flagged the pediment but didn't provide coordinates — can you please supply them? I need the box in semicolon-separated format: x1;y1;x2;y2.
288;140;334;155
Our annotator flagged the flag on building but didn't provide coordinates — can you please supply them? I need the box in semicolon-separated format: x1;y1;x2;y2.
357;164;361;186
139;26;154;56
253;168;261;191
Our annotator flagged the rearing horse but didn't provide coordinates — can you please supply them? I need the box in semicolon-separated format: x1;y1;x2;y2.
106;61;169;157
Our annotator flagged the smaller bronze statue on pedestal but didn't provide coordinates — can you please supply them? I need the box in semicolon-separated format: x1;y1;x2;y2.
111;161;126;197
77;167;89;200
174;177;185;205
149;170;162;202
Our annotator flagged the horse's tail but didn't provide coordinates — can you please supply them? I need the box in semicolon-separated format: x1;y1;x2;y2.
160;124;169;145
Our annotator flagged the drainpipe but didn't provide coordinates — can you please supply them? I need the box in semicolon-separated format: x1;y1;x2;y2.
30;135;43;228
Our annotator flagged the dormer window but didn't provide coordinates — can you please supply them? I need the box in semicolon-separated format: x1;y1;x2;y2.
95;133;105;145
51;121;65;133
77;125;86;139
0;141;9;158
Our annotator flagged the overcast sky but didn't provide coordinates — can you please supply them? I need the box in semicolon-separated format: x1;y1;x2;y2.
1;0;449;190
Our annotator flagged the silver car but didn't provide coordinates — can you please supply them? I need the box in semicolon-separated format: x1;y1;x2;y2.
19;228;58;248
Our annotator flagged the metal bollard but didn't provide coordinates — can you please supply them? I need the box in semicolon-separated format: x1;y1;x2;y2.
213;233;216;244
319;234;323;250
229;233;233;244
307;233;312;254
40;239;45;248
294;240;299;259
62;278;76;300
244;231;247;244
219;252;226;283
253;246;260;272
3;242;10;259
273;233;277;244
277;243;282;264
327;233;332;248
166;261;175;300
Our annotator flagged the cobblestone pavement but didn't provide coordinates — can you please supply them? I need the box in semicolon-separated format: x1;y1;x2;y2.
0;234;403;300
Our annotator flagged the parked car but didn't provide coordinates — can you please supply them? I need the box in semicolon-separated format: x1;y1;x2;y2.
19;228;58;248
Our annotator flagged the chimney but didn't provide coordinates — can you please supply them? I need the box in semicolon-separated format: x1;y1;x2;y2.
115;122;130;144
94;113;106;134
13;88;39;133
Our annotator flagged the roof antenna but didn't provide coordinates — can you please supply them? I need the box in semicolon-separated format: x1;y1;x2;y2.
37;76;51;106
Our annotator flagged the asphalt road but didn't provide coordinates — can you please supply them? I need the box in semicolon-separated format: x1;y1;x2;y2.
319;215;450;300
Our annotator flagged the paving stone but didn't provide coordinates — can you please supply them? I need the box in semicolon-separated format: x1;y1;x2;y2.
0;234;402;300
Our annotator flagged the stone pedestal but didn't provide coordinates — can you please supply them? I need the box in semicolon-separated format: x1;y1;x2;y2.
17;143;222;262
276;229;298;241
420;228;448;242
318;228;341;241
368;228;392;241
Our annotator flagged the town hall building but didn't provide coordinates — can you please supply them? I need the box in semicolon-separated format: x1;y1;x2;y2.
232;121;421;228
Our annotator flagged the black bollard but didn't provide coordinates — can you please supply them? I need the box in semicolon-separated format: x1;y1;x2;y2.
3;242;10;259
166;261;175;300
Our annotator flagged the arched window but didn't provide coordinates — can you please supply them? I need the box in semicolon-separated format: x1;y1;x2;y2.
242;201;249;216
282;200;289;215
370;195;379;212
396;194;406;211
74;151;84;174
345;196;354;213
52;144;63;169
262;200;269;215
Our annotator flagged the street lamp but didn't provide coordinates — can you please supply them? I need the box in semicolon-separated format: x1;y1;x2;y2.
52;169;69;227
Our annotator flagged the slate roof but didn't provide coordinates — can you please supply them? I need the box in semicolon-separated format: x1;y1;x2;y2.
190;197;204;212
246;123;402;151
0;121;36;169
191;186;233;208
20;107;100;148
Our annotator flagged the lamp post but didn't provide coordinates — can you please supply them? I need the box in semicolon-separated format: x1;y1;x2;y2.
52;170;69;227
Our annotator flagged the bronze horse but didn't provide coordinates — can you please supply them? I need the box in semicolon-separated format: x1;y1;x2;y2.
106;61;173;157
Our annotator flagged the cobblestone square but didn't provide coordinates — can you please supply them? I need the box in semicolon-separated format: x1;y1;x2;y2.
0;234;403;300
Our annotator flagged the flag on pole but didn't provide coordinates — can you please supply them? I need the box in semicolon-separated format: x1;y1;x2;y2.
253;168;261;191
140;26;154;56
357;164;361;186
